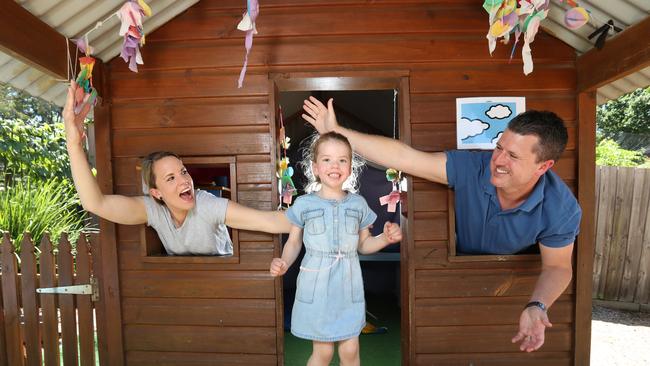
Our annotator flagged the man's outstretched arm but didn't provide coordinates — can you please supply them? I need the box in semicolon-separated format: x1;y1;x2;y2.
302;96;448;185
512;243;573;352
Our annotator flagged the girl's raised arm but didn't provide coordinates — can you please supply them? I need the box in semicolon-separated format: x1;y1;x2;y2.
63;81;147;225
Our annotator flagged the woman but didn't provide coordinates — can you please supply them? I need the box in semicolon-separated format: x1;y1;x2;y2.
63;81;290;255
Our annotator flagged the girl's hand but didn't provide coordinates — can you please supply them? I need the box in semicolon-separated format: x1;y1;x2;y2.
302;97;339;134
270;258;289;277
62;80;92;148
383;222;402;244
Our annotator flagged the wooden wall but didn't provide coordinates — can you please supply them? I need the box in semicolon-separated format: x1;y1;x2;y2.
103;1;581;365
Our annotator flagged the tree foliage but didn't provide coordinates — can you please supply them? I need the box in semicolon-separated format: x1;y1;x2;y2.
0;83;69;184
0;118;70;183
597;87;650;151
0;83;62;122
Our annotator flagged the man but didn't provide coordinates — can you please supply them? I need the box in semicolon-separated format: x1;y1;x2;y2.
302;97;581;353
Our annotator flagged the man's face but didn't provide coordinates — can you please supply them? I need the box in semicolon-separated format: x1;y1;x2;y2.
490;129;553;192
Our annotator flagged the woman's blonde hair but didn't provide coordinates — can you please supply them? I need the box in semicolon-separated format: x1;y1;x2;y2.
299;132;364;194
141;151;181;205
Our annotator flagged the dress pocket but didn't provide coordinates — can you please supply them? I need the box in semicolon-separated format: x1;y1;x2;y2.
345;209;361;235
350;261;365;303
296;264;320;304
303;209;325;235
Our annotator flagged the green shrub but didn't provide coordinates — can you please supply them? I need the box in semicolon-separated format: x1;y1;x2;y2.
596;138;647;167
0;178;88;250
0;118;69;185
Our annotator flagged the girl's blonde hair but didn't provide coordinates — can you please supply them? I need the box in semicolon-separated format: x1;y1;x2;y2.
299;132;364;194
141;151;181;205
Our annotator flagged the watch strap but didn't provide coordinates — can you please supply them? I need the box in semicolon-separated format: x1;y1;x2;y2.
525;301;547;312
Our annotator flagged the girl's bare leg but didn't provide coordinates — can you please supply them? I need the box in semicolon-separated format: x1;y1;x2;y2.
307;341;334;366
338;337;360;366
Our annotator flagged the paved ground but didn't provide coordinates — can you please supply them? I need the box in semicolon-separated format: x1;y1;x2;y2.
591;305;650;366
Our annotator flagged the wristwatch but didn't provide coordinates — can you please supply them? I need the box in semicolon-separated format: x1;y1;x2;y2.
525;301;547;312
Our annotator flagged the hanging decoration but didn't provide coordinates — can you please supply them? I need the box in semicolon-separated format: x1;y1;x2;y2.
588;19;622;50
66;33;99;116
237;0;259;88
65;1;154;115
379;168;403;213
276;106;297;207
117;0;152;72
483;0;550;76
564;6;590;29
73;54;99;115
66;0;152;85
483;0;622;75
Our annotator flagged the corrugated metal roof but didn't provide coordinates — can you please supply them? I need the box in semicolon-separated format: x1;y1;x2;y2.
1;0;649;106
544;0;650;104
1;0;199;106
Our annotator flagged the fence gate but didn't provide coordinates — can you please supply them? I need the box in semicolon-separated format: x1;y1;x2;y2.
0;232;105;366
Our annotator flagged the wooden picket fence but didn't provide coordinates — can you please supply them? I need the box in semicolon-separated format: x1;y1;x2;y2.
0;232;101;366
593;166;650;305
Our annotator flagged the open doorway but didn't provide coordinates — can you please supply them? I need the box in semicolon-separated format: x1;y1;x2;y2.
275;83;406;365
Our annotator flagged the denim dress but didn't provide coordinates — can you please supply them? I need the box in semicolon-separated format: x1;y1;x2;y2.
286;192;377;342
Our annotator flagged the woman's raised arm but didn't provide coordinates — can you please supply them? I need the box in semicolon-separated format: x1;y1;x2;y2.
63;81;147;225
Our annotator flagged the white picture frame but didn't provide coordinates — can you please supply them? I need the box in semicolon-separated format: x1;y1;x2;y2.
456;97;526;150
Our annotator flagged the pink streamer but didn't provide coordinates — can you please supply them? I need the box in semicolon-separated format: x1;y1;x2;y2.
379;190;401;213
237;0;259;88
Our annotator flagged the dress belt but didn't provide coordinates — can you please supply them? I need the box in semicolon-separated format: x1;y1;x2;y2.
299;249;357;272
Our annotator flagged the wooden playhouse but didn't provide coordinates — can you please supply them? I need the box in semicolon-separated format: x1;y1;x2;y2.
3;0;650;365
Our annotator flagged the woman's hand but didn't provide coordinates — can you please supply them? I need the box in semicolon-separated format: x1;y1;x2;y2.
62;80;92;148
383;222;402;244
270;258;289;277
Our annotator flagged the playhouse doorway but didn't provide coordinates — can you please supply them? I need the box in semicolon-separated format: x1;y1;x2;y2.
271;73;410;365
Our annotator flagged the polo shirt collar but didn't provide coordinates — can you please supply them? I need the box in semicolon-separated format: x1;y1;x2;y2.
481;168;546;213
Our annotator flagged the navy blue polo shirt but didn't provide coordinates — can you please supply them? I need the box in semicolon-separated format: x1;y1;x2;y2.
445;150;581;255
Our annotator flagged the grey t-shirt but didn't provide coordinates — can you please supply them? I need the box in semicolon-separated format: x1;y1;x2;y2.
143;190;233;255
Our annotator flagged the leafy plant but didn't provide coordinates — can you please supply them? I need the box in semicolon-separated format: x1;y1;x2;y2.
0;177;88;250
596;138;647;167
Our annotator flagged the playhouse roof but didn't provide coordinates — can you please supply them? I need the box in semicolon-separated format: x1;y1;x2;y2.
1;0;648;106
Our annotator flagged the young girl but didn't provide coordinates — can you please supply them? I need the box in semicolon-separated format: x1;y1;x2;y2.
270;132;402;366
63;81;291;254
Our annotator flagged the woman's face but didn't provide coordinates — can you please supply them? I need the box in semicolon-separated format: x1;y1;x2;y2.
311;139;352;191
149;156;195;211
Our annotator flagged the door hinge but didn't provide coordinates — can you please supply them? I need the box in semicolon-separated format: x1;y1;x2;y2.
37;276;99;302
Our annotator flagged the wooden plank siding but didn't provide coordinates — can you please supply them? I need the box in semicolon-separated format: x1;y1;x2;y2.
103;1;581;364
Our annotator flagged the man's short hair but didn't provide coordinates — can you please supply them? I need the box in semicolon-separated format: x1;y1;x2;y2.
507;110;568;162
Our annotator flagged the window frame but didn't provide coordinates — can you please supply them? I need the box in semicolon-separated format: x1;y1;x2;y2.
139;156;240;264
446;190;540;263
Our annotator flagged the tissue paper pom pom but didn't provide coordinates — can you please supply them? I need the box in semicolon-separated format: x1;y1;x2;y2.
564;7;589;30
